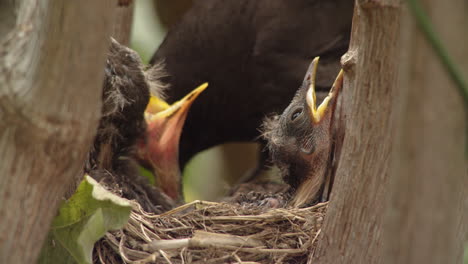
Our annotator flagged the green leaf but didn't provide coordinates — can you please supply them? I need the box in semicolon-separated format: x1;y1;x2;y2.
39;175;132;264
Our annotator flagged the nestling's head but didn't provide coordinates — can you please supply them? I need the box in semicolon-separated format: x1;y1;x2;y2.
263;57;343;207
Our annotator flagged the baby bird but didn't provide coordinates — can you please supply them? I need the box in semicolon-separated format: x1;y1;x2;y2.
86;38;205;210
85;38;176;212
137;83;207;202
86;38;153;173
263;57;344;207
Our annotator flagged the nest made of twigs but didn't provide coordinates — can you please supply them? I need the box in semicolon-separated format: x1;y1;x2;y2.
94;199;327;264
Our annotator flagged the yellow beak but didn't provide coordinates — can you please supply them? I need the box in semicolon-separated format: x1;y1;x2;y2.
145;82;208;125
146;95;170;114
306;57;344;124
139;82;208;200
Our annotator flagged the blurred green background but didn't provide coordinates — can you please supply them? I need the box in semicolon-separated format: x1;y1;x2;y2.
129;0;262;202
465;244;468;264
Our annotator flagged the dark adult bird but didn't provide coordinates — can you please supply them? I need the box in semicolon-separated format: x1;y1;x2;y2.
263;57;344;207
150;0;353;174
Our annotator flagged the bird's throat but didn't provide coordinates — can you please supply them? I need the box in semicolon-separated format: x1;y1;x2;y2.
291;149;330;207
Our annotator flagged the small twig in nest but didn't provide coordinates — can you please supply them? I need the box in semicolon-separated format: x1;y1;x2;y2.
143;230;265;252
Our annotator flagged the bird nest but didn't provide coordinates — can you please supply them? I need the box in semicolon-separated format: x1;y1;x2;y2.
94;199;327;264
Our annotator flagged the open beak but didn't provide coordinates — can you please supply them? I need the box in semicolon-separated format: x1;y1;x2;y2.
146;95;170;114
139;83;208;201
292;59;344;207
306;57;344;124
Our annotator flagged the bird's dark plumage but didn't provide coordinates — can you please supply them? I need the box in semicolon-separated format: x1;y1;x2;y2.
86;38;150;172
263;58;344;207
150;0;353;170
85;38;174;212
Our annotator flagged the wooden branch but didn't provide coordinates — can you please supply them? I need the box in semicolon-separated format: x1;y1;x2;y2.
313;0;401;263
384;0;468;263
112;2;135;45
0;0;115;263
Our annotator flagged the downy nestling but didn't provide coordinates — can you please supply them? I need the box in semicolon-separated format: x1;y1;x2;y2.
263;57;344;207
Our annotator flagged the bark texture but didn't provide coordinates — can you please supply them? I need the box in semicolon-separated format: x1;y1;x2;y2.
0;1;115;263
112;1;134;45
313;0;401;263
385;1;468;263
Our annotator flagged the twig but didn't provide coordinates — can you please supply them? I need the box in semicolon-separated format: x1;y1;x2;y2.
157;200;220;217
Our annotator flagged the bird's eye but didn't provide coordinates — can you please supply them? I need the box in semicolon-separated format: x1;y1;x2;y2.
290;108;303;121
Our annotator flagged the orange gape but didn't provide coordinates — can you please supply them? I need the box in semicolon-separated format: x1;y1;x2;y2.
137;83;208;201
